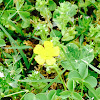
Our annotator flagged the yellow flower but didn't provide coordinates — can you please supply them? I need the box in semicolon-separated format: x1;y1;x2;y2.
34;41;60;65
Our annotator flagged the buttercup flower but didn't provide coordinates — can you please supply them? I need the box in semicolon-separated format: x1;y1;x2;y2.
34;41;60;65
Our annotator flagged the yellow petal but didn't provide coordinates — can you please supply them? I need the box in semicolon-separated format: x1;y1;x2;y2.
53;46;60;56
35;55;45;65
33;44;44;54
46;57;56;65
44;47;54;57
44;41;53;48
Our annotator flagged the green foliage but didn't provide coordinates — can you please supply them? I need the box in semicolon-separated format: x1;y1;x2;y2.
61;43;94;70
78;0;96;13
24;90;60;100
24;93;36;100
62;26;77;41
0;39;6;47
0;0;100;100
25;70;47;90
35;0;52;19
87;24;100;57
53;2;78;35
76;16;91;36
50;30;62;39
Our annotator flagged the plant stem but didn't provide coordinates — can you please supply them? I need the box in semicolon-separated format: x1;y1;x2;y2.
20;91;28;100
55;67;67;90
28;53;35;69
20;61;25;76
41;68;66;93
4;90;28;97
81;59;100;74
81;81;83;97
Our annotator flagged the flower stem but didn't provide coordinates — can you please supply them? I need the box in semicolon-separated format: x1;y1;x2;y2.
55;67;67;90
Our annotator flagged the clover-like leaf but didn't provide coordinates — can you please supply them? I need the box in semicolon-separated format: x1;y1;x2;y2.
68;70;81;79
67;79;76;92
36;93;47;100
72;92;82;100
60;90;71;99
18;11;30;28
84;76;97;87
47;90;56;100
24;93;36;100
79;65;88;79
61;43;94;70
16;0;24;10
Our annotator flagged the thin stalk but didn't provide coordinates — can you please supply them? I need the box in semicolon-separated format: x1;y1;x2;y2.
81;81;83;97
4;90;28;97
55;67;67;90
0;0;12;17
41;68;66;93
81;59;100;74
20;61;25;75
20;91;29;100
28;53;36;69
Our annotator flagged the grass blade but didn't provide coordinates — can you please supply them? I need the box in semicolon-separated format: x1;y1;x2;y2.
0;24;29;68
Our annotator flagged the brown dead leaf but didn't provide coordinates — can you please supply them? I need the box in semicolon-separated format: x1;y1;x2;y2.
50;82;57;90
4;45;14;53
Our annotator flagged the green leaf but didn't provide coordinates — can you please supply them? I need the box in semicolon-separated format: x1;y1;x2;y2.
88;87;100;100
24;93;36;100
84;76;97;87
67;79;76;92
84;82;99;100
53;2;77;32
18;11;30;28
5;46;32;49
72;92;82;100
0;39;6;47
3;52;12;58
18;11;30;21
79;34;84;45
88;70;98;78
79;65;88;79
76;16;91;36
0;30;4;39
16;0;24;10
68;70;81;79
62;26;77;41
60;90;71;99
0;24;29;69
96;87;100;98
50;30;62;38
36;93;47;100
61;43;94;70
47;90;56;100
19;79;61;83
48;0;57;11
